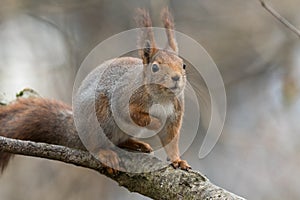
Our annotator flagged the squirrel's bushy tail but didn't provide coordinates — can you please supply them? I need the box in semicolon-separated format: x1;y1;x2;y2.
0;98;82;172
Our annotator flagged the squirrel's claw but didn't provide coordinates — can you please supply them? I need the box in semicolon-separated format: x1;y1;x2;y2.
171;159;191;171
98;149;120;174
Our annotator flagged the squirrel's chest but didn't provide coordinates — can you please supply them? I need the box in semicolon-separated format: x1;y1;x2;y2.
149;103;175;118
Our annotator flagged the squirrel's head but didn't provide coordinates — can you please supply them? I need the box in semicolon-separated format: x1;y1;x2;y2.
136;8;186;97
142;46;186;97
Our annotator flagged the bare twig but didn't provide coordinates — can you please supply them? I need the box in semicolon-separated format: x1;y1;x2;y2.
259;0;300;38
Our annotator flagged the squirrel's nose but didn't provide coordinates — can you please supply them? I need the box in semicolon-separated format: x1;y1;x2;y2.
172;75;180;81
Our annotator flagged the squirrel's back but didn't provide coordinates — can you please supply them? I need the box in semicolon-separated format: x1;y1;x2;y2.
73;57;144;147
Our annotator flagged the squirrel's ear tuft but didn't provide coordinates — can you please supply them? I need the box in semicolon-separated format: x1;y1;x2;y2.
135;8;152;29
142;40;157;64
161;7;178;53
136;8;158;64
143;40;151;64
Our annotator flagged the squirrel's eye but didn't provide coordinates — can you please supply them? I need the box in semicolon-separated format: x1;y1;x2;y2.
152;63;159;73
183;63;186;70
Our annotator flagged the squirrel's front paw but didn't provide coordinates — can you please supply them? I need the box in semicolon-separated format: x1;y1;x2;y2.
133;141;153;153
171;159;191;171
147;117;162;131
118;139;153;153
97;149;121;174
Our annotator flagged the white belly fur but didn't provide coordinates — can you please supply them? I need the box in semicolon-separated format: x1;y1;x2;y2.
149;103;175;118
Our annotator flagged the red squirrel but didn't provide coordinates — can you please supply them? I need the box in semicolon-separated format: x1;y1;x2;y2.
0;8;190;172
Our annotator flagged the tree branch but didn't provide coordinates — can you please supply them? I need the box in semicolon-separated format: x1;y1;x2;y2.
0;89;246;200
259;0;300;38
0;136;245;200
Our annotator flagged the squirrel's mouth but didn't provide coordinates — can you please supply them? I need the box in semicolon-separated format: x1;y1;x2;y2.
170;82;179;90
170;86;178;90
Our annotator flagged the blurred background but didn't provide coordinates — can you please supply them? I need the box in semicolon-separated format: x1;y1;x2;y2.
0;0;299;199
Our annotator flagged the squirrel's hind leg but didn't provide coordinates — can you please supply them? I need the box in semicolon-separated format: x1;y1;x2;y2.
97;149;121;174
